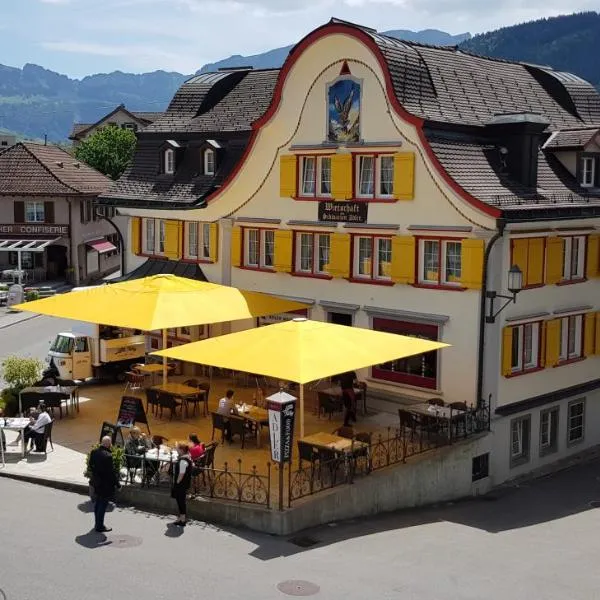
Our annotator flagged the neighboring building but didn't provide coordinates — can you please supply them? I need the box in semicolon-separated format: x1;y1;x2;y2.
0;142;121;285
0;133;17;150
99;19;600;488
69;104;163;146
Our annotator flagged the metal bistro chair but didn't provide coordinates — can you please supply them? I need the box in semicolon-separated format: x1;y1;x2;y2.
318;392;343;420
210;412;226;444
145;388;161;416
124;371;146;395
228;415;253;449
448;401;469;438
427;398;445;407
35;420;54;454
157;393;182;420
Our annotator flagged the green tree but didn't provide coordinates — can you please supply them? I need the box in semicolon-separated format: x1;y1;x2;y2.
74;125;137;180
0;355;44;415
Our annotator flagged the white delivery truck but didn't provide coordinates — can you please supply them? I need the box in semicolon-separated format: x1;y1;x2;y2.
43;322;146;383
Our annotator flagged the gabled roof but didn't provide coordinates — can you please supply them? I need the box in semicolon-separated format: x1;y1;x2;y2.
144;69;280;134
543;127;600;150
69;105;164;140
114;258;207;282
0;142;111;196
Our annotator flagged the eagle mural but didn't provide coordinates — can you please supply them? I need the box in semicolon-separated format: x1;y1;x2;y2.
328;78;360;143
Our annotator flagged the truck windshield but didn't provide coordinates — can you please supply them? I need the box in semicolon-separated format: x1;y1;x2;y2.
50;335;74;354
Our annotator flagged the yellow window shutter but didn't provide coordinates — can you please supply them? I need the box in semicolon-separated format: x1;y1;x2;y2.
586;234;600;279
460;239;484;289
331;154;353;200
130;217;140;255
327;233;351;278
230;226;242;268
279;155;297;198
584;312;596;357
501;327;513;377
545;319;561;367
390;236;416;284
273;230;293;273
526;238;545;286
163;220;182;260
596;312;600;355
209;223;218;262
393;152;415;200
545;236;564;285
511;239;529;285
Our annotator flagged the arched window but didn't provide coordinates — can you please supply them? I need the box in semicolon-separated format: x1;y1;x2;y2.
204;149;215;175
164;148;174;174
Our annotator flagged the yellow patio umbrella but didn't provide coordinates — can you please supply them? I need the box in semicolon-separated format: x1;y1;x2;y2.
13;274;309;383
153;317;449;437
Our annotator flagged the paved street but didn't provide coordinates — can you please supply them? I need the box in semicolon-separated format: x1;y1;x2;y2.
2;459;600;600
0;314;76;384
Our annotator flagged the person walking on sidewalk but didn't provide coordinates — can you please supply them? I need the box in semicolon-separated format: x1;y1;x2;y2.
89;436;118;533
170;442;192;527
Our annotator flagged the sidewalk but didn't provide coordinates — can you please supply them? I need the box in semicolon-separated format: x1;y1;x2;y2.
0;308;40;329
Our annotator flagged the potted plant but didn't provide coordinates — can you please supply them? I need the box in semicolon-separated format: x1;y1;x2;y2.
84;443;124;499
0;355;43;416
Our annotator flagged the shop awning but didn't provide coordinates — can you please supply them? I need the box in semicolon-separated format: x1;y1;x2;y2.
86;238;116;254
0;239;57;252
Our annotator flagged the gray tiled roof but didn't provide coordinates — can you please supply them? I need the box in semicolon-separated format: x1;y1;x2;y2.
101;139;246;206
114;258;207;282
426;132;598;209
0;142;111;196
69;107;164;140
543;127;600;150
145;69;280;134
367;31;600;129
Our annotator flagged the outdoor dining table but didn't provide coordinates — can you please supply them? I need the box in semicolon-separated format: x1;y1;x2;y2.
19;385;79;417
151;382;205;417
405;403;467;440
235;404;269;448
134;363;163;386
0;417;31;458
321;386;367;415
300;432;368;454
141;447;178;486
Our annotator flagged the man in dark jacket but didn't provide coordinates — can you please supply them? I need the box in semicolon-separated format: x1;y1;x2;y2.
89;436;118;532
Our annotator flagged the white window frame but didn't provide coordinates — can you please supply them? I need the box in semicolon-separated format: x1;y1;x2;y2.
559;314;583;362
352;235;392;281
158;220;166;254
143;218;155;254
299;156;332;197
204;149;215;175
122;122;137;131
580;156;596;188
185;221;198;259
243;228;274;270
199;223;211;261
561;235;586;281
355;154;394;199
567;399;585;445
164;148;174;175
25;201;45;223
540;407;559;454
418;239;462;286
510;415;530;465
294;232;330;275
510;322;540;373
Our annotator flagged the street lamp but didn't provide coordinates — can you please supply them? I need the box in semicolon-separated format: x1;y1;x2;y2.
485;265;523;323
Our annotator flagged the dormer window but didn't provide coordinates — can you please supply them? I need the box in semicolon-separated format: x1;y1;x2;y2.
580;156;596;188
204;149;215;175
164;148;175;175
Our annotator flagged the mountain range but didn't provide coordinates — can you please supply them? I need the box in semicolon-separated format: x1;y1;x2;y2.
0;12;598;142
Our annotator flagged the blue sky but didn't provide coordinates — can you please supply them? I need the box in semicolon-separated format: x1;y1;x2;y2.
1;0;598;78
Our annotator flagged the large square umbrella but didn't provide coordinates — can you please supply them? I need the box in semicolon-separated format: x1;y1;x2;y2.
13;274;309;383
153;317;449;437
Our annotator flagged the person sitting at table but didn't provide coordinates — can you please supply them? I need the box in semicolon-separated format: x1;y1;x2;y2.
188;434;205;460
333;371;358;427
216;390;237;442
20;405;51;451
125;427;156;482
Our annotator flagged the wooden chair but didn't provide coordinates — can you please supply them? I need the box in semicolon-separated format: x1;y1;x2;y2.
158;393;181;420
185;383;209;417
210;412;226;443
145;388;160;415
124;371;145;394
297;441;318;467
318;392;342;420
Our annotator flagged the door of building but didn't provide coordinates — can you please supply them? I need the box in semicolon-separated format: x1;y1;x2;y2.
328;312;353;326
46;245;67;279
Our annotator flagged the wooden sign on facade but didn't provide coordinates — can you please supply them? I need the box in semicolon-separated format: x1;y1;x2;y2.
318;201;368;224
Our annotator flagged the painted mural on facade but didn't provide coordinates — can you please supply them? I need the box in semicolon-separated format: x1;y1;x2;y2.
327;78;360;143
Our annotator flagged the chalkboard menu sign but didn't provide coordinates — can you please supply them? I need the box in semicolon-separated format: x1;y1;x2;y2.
99;422;124;447
116;395;148;429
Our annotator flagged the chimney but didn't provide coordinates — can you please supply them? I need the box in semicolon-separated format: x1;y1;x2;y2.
485;113;549;188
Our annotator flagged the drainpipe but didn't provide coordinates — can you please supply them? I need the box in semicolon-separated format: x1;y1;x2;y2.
66;198;75;285
476;218;506;410
95;206;126;277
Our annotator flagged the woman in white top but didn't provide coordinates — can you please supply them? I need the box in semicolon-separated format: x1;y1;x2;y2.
170;442;193;527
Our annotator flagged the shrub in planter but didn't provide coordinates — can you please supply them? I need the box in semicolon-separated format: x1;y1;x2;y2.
0;388;19;417
24;290;40;302
0;356;43;416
